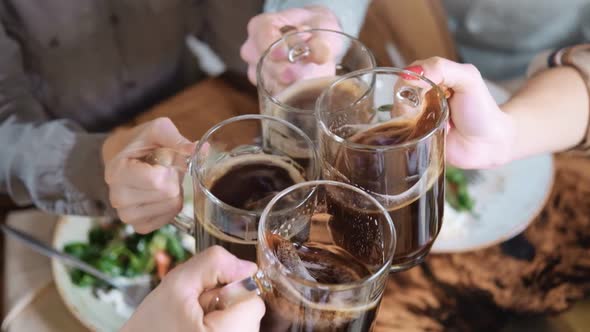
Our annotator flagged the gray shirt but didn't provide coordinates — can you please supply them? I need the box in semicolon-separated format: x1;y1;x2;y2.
0;0;368;216
444;0;590;80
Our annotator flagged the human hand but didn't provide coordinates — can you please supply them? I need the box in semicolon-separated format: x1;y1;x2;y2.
240;5;342;85
102;118;194;233
121;246;265;332
405;58;516;169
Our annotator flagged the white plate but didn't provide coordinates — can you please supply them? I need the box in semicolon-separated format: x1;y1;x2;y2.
432;154;554;253
52;175;195;332
52;216;129;332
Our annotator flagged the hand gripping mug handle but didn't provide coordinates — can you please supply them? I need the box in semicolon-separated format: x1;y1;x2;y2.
198;270;271;314
144;148;271;312
141;147;195;234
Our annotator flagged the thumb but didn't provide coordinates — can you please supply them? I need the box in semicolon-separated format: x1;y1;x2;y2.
171;246;257;292
203;294;265;332
122;118;192;160
144;117;191;150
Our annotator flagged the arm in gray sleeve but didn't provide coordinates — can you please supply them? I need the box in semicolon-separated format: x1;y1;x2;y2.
263;0;370;37
0;24;115;217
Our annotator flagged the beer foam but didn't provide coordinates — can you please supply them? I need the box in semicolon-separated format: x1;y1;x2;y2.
196;154;307;245
204;153;306;188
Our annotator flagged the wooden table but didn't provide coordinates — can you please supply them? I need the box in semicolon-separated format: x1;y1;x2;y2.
134;77;590;331
375;155;590;331
123;76;259;140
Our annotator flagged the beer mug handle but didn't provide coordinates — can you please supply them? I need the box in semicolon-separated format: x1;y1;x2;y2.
280;25;310;63
199;270;270;314
142;147;195;234
170;214;194;235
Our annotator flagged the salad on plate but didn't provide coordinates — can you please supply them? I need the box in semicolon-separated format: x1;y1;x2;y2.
63;220;191;296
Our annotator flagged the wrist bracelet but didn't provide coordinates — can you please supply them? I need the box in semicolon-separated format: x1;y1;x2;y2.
530;44;590;155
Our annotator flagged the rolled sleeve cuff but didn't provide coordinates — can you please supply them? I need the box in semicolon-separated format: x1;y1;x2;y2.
6;121;116;217
63;133;117;217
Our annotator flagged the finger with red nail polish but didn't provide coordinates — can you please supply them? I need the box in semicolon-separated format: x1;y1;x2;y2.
400;65;425;80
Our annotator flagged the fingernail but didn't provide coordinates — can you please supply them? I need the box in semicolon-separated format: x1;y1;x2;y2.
401;65;424;80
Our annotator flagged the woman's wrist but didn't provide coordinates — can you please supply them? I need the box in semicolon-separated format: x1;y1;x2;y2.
501;66;590;159
500;102;524;164
491;104;519;166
